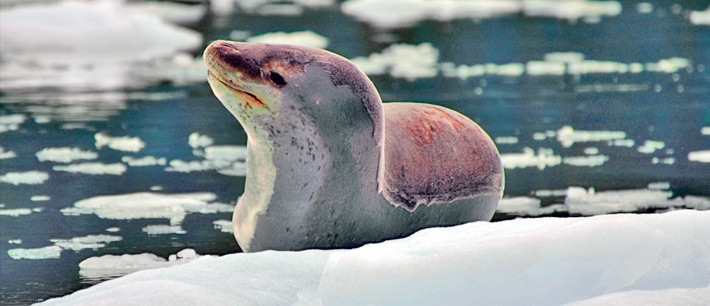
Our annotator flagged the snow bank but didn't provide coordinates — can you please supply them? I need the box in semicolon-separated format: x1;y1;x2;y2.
39;210;710;305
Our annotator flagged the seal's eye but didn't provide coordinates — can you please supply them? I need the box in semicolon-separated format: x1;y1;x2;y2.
269;71;287;86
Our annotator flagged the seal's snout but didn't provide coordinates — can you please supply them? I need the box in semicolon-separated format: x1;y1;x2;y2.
209;41;268;78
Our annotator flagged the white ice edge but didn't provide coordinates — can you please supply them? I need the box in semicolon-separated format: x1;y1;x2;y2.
38;210;710;306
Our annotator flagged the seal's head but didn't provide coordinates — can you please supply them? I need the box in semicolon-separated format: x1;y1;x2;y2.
203;40;383;143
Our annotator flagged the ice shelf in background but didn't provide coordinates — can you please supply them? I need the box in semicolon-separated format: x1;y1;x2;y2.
38;210;710;306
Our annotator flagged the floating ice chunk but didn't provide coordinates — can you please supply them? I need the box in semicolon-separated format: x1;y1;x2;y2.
534;189;568;197
188;133;214;149
684;196;710;211
526;60;566;75
0;0;202;65
31;195;51;201
95;133;145;153
167;145;247;176
78;248;200;280
36;147;98;163
583;147;599;155
497;197;567;216
647;182;670;190
106;227;120;233
611;139;635;147
61;192;219;225
0;114;26;133
565;187;684;215
126;0;207;25
8;245;62;260
342;0;521;29
121;156;167;167
213;219;234;233
51;235;123;251
256;4;303;16
544;52;585;63
500;147;562;170
53;162;127;175
142;225;186;235
637;140;665;154
351;43;439;81
688;150;710;163
247;31;328;49
690;7;710;26
495;136;519;145
522;0;622;22
0;171;49;185
0;147;17;159
205;146;248;162
0;208;33;217
645;58;691;73
557;126;626;148
8;239;22;244
563;155;609;167
636;2;653;14
703;127;710;135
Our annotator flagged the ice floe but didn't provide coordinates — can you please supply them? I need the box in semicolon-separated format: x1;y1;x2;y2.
167;145;248;176
60;192;230;225
0;147;17;159
0;208;34;217
500;147;561;170
53;162;127;175
37;210;710;305
31;195;51;202
78;248;200;280
0;171;50;185
188;133;215;150
562;155;609;167
351;43;439;81
211;0;335;16
36;147;98;163
556;125;626;148
342;0;621;29
690;6;710;26
213;220;234;233
7;246;62;260
494;136;519;145
95;133;145;153
50;235;123;251
246;31;329;49
0;114;26;133
497;185;710;217
121;156;167;167
142;225;187;235
0;0;201;65
688;150;710;163
0;0;202;91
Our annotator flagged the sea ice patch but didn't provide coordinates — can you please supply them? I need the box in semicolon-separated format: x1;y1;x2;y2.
0;171;50;185
246;30;329;49
350;43;439;80
95;133;145;152
78;248;201;280
50;235;123;251
60;192;225;225
213;219;234;233
688;150;710;163
7;246;62;260
0;114;26;133
0;147;17;159
36;147;98;163
142;225;187;235
53;163;127;175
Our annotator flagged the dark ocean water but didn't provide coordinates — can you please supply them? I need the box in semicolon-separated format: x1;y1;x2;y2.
1;0;709;304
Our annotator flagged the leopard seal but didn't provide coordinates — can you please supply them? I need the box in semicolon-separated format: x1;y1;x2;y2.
203;40;504;252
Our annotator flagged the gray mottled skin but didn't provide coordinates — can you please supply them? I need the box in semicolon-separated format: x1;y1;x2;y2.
204;41;504;252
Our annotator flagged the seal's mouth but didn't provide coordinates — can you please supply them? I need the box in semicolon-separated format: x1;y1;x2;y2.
207;70;267;109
